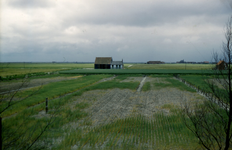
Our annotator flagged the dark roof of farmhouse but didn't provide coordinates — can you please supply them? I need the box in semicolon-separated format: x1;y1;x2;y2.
111;61;123;65
95;57;112;64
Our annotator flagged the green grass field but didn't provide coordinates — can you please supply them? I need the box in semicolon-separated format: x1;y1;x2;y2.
1;74;204;149
127;64;214;70
60;69;215;75
2;63;222;149
0;63;94;77
0;75;111;117
0;63;215;77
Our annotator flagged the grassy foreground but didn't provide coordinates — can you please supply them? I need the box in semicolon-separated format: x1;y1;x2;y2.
2;74;203;149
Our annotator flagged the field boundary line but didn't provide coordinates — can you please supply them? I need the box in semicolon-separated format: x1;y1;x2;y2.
137;76;147;92
174;76;228;110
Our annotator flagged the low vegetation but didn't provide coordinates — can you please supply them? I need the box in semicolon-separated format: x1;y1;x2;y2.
142;82;151;91
128;64;213;70
152;77;196;92
60;69;216;75
55;112;199;149
2;73;206;149
0;63;94;77
0;75;111;117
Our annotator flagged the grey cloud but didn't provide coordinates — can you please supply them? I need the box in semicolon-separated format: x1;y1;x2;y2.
220;0;232;9
62;1;230;28
7;0;54;8
1;0;231;62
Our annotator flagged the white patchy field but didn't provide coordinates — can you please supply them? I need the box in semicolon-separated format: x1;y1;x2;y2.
71;87;202;127
47;77;205;149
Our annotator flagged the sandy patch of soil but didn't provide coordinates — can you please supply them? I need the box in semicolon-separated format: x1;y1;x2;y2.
70;87;205;128
0;76;82;93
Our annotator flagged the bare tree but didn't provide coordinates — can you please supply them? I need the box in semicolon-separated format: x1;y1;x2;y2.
0;77;55;150
182;16;232;150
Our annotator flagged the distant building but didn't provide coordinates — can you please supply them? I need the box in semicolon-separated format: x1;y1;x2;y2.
216;60;227;70
94;57;124;69
203;61;209;64
177;59;185;63
147;61;164;64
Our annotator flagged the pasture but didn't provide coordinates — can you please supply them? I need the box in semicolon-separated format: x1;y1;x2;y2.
1;63;221;149
0;63;94;77
1;72;207;149
0;63;215;77
127;63;213;70
60;68;215;75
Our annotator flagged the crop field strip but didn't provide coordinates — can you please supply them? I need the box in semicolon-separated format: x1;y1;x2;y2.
2;74;205;149
0;75;83;95
0;63;221;81
175;75;229;109
46;76;198;149
0;63;94;77
54;76;201;149
1;75;113;118
60;68;219;75
89;89;133;126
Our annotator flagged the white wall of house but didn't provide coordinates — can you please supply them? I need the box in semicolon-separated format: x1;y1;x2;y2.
110;64;123;69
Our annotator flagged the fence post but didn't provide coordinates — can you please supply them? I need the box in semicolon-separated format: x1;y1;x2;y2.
46;98;48;114
0;117;2;150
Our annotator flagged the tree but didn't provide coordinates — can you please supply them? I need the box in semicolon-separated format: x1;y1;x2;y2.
0;77;55;150
182;16;232;150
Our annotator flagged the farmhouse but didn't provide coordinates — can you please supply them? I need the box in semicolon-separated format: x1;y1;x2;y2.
94;57;124;69
216;60;227;70
147;61;164;64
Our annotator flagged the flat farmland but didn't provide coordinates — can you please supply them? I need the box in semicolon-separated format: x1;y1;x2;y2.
60;68;215;75
1;74;206;149
127;63;214;70
0;63;94;77
0;63;215;78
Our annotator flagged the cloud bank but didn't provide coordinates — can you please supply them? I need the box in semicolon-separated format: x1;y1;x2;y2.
1;0;231;62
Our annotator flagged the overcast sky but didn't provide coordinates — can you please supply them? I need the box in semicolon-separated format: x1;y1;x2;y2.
1;0;232;62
